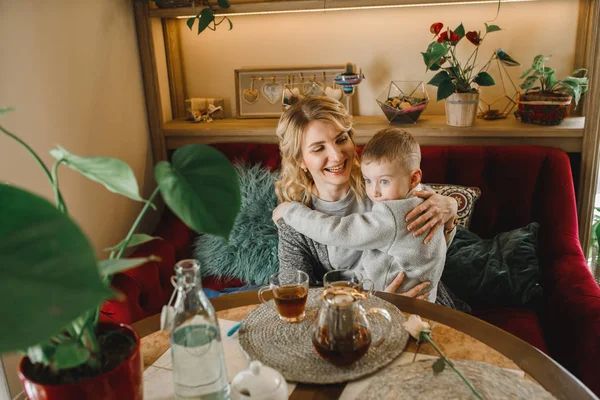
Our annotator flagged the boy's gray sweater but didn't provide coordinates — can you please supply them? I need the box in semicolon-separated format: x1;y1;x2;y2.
282;190;446;302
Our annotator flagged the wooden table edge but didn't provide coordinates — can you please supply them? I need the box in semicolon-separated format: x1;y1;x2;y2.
133;290;598;400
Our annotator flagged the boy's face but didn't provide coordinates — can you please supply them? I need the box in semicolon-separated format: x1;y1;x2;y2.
361;160;421;202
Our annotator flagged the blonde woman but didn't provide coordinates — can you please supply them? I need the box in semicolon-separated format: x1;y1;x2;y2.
274;96;467;309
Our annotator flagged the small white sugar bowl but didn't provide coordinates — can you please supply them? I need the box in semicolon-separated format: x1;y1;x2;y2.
230;361;288;400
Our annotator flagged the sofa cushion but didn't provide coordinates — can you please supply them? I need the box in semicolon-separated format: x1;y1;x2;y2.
443;223;543;307
154;209;195;261
194;163;280;284
428;183;481;228
473;307;549;353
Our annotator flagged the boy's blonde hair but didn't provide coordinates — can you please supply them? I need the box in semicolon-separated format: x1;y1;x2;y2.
361;128;421;171
275;96;365;205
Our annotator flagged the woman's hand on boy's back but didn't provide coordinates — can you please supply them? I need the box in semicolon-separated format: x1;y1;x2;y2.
405;191;458;244
384;271;430;300
272;201;292;224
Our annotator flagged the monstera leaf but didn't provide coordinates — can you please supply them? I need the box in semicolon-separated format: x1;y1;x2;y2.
155;144;241;240
50;146;145;203
0;185;112;353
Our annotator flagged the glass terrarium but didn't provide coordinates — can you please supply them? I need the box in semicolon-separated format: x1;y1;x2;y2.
376;81;430;124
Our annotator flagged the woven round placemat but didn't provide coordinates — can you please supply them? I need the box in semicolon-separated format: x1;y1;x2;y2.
238;288;408;384
356;359;557;400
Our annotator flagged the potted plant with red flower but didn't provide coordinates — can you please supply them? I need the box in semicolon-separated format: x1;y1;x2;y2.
422;22;519;126
516;54;589;125
0;108;240;399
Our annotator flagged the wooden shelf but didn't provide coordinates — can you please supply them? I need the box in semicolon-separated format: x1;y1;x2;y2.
163;115;585;152
148;0;510;18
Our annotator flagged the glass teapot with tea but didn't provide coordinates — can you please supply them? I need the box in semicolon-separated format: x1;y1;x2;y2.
312;286;392;367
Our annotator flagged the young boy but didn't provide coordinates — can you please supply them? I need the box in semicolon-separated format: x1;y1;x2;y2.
272;128;451;301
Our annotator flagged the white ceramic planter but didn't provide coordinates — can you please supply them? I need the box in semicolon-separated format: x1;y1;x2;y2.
444;92;479;127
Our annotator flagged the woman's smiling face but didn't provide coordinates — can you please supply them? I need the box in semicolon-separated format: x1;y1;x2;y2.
299;120;356;201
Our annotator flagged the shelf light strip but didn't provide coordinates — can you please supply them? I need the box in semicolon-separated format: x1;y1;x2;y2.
175;0;537;18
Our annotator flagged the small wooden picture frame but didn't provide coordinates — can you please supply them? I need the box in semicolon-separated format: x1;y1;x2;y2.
234;66;352;119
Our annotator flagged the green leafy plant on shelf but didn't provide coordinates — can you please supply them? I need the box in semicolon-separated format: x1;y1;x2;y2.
519;54;589;107
152;0;233;35
0;107;240;378
423;20;519;101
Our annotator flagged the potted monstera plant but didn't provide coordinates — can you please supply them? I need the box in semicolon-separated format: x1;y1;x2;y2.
516;54;589;125
0;108;241;399
422;21;519;127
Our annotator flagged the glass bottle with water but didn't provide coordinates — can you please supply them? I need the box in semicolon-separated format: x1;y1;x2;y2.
170;259;230;400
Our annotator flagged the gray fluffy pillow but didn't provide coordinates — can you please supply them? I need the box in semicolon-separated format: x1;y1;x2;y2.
193;163;279;284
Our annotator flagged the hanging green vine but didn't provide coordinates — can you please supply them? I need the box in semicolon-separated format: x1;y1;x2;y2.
152;0;233;35
186;0;233;35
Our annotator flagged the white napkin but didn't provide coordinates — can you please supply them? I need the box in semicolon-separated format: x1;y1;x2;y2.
143;319;296;399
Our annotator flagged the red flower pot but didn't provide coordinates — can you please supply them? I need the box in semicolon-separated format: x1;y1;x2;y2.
18;323;142;400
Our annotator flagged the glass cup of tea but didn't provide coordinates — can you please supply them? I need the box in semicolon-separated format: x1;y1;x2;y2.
323;270;374;297
258;270;309;323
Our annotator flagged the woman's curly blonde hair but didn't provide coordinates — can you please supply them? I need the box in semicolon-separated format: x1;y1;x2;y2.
275;96;365;205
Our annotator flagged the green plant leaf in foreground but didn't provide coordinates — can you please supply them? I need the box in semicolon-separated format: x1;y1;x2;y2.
98;257;161;278
49;146;145;203
155;144;241;240
0;108;15;115
27;343;56;365
52;341;91;370
104;233;161;253
0;185;113;353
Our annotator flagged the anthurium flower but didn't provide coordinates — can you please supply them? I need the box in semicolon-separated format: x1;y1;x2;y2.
422;20;512;102
430;22;444;35
466;31;481;45
437;30;459;43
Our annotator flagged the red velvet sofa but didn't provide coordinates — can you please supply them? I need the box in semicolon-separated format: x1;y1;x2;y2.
100;144;600;395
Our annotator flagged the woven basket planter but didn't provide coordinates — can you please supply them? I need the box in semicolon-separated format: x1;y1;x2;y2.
516;92;572;126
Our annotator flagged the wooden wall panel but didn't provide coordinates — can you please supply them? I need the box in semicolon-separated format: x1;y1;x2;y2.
163;19;187;120
134;0;168;162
